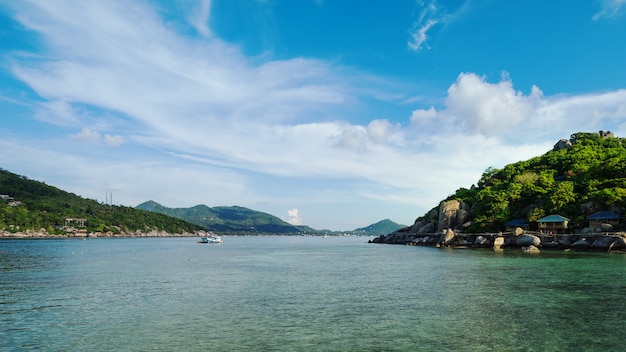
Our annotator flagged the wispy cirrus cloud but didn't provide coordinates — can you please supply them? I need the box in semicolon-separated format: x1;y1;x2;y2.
408;0;442;51
3;0;626;230
593;0;626;20
408;0;476;52
189;0;213;37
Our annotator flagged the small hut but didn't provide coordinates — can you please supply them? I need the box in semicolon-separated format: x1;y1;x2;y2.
504;219;529;232
586;211;620;229
537;214;570;234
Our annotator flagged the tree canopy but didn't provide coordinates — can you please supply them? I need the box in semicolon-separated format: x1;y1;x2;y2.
417;132;626;232
0;169;202;234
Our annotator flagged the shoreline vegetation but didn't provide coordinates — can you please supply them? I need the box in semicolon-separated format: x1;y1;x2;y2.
0;229;206;239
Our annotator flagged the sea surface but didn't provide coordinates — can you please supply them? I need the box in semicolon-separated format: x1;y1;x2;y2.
1;236;625;351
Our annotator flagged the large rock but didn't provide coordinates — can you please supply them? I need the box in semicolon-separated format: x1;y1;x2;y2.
369;236;383;243
558;235;571;248
516;234;541;247
438;200;468;230
570;239;591;251
474;235;490;246
609;237;626;251
455;209;468;229
409;221;424;233
493;236;505;250
553;139;572;151
591;236;616;251
411;235;436;246
522;245;540;253
417;222;436;234
439;228;456;246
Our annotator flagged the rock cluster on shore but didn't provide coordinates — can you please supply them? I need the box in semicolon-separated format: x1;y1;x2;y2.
369;200;626;253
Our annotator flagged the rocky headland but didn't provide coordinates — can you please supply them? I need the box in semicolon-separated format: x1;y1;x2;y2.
370;200;626;253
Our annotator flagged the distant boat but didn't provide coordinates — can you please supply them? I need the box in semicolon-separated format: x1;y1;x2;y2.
198;233;223;244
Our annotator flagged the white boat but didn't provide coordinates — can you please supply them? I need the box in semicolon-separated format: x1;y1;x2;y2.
198;233;223;243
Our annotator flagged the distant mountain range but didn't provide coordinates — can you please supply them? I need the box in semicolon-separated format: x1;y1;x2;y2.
0;167;405;237
136;200;301;234
136;200;406;236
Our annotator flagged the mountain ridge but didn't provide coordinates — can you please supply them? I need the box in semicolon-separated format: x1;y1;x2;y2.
136;201;406;235
136;200;303;234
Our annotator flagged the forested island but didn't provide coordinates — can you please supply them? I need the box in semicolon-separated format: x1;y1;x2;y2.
372;131;626;252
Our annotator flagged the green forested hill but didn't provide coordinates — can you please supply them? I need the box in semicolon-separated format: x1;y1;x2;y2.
136;201;406;235
136;201;303;234
420;132;626;232
0;169;202;234
353;219;406;236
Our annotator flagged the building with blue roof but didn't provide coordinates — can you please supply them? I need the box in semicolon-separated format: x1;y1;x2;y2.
504;219;529;231
537;214;570;234
586;211;621;229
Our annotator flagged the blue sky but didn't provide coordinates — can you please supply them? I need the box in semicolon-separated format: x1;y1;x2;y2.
1;0;626;230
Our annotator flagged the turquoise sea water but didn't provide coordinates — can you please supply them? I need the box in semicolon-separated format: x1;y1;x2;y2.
1;236;625;351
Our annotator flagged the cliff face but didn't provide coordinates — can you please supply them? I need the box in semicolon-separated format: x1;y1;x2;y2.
371;199;472;244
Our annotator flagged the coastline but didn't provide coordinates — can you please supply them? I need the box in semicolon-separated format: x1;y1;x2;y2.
370;228;626;253
0;229;207;239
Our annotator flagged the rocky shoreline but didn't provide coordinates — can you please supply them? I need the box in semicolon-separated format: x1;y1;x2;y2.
369;227;626;253
0;229;210;239
369;199;626;253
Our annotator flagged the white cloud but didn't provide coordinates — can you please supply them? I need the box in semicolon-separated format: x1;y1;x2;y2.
286;208;302;225
444;73;541;135
73;127;101;142
332;125;368;151
3;1;626;230
409;72;626;143
408;19;438;52
593;0;626;20
408;0;471;52
189;0;213;37
367;119;401;144
71;127;124;146
104;134;124;146
408;0;442;51
35;100;80;126
410;106;437;124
